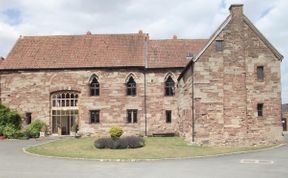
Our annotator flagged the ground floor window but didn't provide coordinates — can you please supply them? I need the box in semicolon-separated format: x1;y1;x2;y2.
257;103;264;117
166;110;172;123
25;112;32;125
127;109;137;123
90;110;100;123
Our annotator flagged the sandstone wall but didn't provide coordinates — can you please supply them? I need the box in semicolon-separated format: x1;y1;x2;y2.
0;68;180;136
177;6;283;145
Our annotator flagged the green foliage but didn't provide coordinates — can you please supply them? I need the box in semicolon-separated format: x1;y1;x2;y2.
109;126;123;138
0;104;21;130
26;120;46;138
71;124;78;132
0;125;4;136
2;124;22;139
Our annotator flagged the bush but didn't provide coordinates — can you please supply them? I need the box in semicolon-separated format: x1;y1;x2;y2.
124;136;145;148
2;124;19;139
0;104;21;130
109;126;123;138
94;136;145;149
25;120;46;138
0;125;4;136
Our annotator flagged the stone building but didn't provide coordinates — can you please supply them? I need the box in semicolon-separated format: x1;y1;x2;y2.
0;4;284;145
177;4;283;145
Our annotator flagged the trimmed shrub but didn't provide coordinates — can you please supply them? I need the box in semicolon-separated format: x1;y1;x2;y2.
124;136;145;148
94;136;145;149
25;120;46;138
109;126;123;138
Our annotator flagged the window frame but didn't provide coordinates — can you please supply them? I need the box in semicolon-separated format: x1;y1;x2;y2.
256;66;264;81
257;103;264;117
90;110;100;124
215;40;224;51
165;76;175;96
25;112;32;125
90;77;100;96
127;109;138;123
126;76;136;96
166;110;172;123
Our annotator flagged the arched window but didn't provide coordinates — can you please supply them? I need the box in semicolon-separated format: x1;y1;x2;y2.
51;92;79;108
126;76;136;96
165;76;175;96
90;77;100;96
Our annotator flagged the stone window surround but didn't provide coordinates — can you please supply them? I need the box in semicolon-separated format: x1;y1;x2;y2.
166;110;172;123
257;103;264;117
256;66;264;81
127;109;137;123
164;75;175;96
90;110;100;124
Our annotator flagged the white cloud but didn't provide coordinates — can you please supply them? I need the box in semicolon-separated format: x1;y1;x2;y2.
0;0;287;103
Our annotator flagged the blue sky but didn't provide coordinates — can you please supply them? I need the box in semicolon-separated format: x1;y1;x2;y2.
0;0;287;103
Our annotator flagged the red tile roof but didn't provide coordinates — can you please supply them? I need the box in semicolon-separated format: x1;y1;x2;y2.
148;39;207;68
0;33;207;70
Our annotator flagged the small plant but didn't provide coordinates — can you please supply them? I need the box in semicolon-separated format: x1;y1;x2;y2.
71;124;78;132
25;120;46;138
109;126;123;138
41;124;48;132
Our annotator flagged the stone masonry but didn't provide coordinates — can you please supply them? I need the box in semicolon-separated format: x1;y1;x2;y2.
0;4;284;145
177;4;283;146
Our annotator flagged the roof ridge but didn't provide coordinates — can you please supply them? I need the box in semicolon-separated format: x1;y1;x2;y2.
22;33;148;39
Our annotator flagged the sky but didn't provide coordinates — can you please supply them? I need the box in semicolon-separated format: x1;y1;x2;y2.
0;0;287;103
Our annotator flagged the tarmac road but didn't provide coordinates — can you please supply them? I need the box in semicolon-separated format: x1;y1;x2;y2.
0;135;287;178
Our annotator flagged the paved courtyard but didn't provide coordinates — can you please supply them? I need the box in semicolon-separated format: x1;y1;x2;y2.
0;135;287;178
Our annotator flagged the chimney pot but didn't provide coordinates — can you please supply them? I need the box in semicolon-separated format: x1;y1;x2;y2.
86;31;92;35
173;35;177;40
138;30;143;34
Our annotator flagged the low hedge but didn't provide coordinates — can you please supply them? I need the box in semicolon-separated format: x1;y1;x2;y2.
95;136;145;149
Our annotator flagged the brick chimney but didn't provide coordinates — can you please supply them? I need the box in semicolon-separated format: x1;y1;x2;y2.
229;4;243;17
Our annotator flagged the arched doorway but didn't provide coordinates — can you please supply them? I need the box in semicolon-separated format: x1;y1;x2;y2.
51;92;79;135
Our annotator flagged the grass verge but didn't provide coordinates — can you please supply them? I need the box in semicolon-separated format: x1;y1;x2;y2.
26;137;277;160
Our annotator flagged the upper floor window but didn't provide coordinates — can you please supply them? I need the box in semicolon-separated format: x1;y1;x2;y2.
257;103;264;117
90;110;100;123
215;40;224;51
90;77;100;96
51;92;78;108
127;109;137;123
126;76;136;96
165;76;175;96
257;66;264;81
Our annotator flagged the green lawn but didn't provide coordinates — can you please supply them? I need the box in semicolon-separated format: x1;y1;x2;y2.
26;137;276;160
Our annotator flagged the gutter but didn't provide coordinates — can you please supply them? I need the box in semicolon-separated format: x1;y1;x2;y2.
144;36;148;136
191;62;195;142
